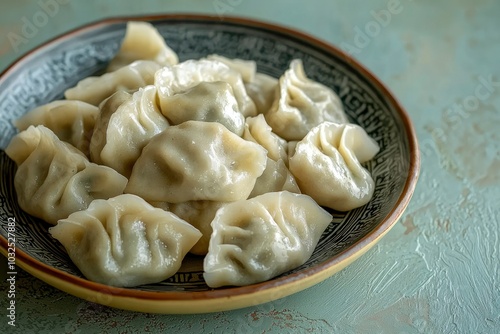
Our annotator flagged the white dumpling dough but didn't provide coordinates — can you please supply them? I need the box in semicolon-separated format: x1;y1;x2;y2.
14;100;98;157
203;191;332;287
206;54;256;83
125;120;267;203
289;122;380;211
107;21;178;72
5;125;127;224
243;114;288;163
244;72;278;114
89;86;169;177
65;60;161;106
154;59;257;117
249;158;301;198
49;194;201;287
167;201;228;256
159;81;244;136
265;59;349;141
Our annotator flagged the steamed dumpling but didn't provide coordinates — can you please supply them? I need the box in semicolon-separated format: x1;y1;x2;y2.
49;194;202;287
203;191;332;287
155;59;257;117
159;81;244;136
289;122;380;211
13;100;98;157
265;59;349;141
206;54;256;83
89;86;169;177
249;158;301;198
5;125;127;224
167;200;229;256
243;114;288;163
65;60;161;106
125;121;267;203
107;21;178;72
244;73;278;114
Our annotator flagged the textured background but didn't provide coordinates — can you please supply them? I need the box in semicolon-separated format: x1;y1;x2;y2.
1;0;499;333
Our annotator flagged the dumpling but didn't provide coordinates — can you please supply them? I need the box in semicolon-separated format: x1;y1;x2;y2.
167;201;228;256
89;86;169;177
65;60;161;106
13;100;98;157
49;194;202;287
88;90;130;164
244;73;278;114
206;54;256;83
106;21;178;72
203;191;332;287
159;81;244;136
5;125;127;224
265;59;349;141
125;120;267;203
154;59;257;117
289;122;380;211
242;114;288;163
249;158;301;198
287;140;299;159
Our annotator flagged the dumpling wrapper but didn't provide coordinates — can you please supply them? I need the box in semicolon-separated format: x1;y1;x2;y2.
203;191;332;287
159;81;244;136
13;100;98;157
89;86;169;177
155;59;257;117
289;122;380;211
125;120;267;203
244;72;278;114
167;200;229;256
106;21;178;72
206;54;256;83
249;158;301;198
265;59;349;141
65;60;161;106
5;125;127;224
50;194;202;287
243;114;288;164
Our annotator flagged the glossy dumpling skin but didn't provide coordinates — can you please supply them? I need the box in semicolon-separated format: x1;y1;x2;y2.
89;86;169;177
244;73;278;115
265;59;349;141
14;100;98;157
65;60;161;106
289;122;380;211
243;114;288;163
155;59;257;117
203;191;332;287
5;126;128;224
167;200;228;256
125;120;267;203
49;194;202;287
159;81;244;136
206;54;256;83
249;158;301;198
107;21;178;72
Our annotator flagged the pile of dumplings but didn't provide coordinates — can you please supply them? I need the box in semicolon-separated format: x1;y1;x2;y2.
5;22;380;288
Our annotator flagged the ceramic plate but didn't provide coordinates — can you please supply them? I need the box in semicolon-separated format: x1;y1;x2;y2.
0;15;419;314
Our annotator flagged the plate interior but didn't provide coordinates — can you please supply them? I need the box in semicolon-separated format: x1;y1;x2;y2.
0;18;411;293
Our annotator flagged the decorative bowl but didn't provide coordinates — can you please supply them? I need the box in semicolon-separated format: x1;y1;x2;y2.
0;14;419;314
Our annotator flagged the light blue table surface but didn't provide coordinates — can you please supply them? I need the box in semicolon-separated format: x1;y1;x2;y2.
1;1;499;333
